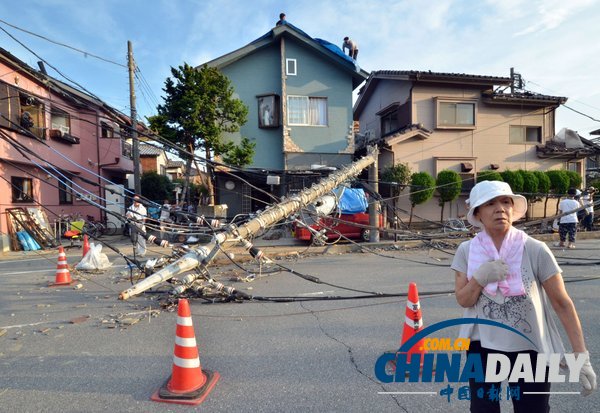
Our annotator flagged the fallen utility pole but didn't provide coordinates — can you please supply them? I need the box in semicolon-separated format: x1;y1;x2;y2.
119;147;378;300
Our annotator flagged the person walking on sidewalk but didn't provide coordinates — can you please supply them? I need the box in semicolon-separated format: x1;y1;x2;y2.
451;180;596;412
557;188;581;248
126;195;147;257
581;186;596;231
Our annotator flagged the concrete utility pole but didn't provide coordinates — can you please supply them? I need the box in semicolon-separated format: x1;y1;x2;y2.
119;148;378;300
368;148;380;242
128;40;141;194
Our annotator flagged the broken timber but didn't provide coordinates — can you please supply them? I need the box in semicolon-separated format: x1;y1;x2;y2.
119;148;378;300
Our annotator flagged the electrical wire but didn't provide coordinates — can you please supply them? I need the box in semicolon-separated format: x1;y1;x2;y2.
0;18;126;68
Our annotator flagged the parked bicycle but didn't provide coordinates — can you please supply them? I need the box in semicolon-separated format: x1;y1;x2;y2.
85;215;119;237
443;217;474;238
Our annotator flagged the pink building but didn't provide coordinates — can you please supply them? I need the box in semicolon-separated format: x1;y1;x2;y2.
0;48;134;251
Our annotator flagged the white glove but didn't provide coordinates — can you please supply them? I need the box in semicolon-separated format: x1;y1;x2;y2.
472;260;508;287
576;351;597;396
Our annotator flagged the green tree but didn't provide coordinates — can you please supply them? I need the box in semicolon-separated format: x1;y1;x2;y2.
565;170;582;190
223;137;256;167
546;170;570;214
141;171;173;202
500;170;524;193
436;170;462;222
381;163;412;218
517;170;539;220
381;162;412;196
533;171;551;218
477;170;503;183
148;63;251;206
408;172;435;228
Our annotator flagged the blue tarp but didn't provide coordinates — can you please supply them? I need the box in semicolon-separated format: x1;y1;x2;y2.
252;22;359;70
334;187;368;214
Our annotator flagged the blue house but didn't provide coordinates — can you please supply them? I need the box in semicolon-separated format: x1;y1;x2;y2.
201;23;368;216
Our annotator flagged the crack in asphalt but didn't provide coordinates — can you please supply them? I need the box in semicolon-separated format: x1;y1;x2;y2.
299;301;408;412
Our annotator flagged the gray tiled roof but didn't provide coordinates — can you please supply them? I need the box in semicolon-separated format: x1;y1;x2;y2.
139;144;164;156
371;70;512;84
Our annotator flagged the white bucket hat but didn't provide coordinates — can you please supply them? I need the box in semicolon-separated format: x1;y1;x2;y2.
466;180;528;228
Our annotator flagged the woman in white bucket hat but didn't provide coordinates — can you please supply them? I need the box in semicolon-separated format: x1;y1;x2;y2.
451;180;596;411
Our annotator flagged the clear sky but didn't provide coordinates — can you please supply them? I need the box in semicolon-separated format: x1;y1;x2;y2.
1;0;599;136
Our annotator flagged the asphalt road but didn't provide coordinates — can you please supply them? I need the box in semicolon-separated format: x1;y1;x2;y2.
1;238;599;412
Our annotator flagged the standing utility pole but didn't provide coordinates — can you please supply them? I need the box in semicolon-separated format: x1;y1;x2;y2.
128;41;141;194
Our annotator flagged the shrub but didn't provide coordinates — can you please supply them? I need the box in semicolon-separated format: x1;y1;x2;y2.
533;171;550;194
500;170;524;193
436;170;462;222
408;172;435;227
564;170;582;190
517;170;539;200
477;171;503;183
546;170;569;196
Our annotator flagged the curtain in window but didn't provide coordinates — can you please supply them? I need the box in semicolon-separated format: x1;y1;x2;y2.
309;98;327;126
288;96;308;125
456;103;474;125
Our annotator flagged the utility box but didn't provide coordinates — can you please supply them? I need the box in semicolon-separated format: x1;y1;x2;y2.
197;204;228;218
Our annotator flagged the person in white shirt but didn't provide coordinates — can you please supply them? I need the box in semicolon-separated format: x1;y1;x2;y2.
452;181;596;412
125;195;147;257
581;186;595;231
159;199;172;238
557;188;581;248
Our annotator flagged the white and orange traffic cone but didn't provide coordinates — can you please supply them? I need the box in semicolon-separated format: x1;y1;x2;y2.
82;235;91;258
151;298;220;405
400;282;427;363
49;246;77;287
385;282;432;377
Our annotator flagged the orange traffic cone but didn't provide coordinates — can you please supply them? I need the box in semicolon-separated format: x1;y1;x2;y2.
49;246;77;287
82;235;90;258
151;298;220;405
401;282;427;358
385;282;431;377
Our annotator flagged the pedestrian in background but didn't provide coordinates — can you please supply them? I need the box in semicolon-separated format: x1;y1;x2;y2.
342;36;359;60
452;180;596;412
159;199;172;238
557;188;581;248
125;195;147;257
581;186;596;231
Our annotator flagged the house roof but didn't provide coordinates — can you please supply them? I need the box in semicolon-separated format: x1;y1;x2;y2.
536;129;600;159
0;48;125;118
482;91;566;107
356;123;432;150
202;22;369;90
166;160;185;168
139;144;164;156
354;69;567;118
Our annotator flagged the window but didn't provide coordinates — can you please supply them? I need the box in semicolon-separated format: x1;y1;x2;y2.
58;179;73;204
101;121;115;138
436;100;476;128
509;126;541;144
381;109;400;135
566;161;582;175
11;177;33;202
257;94;280;128
19;93;45;139
287;96;327;126
51;107;71;135
286;59;297;76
